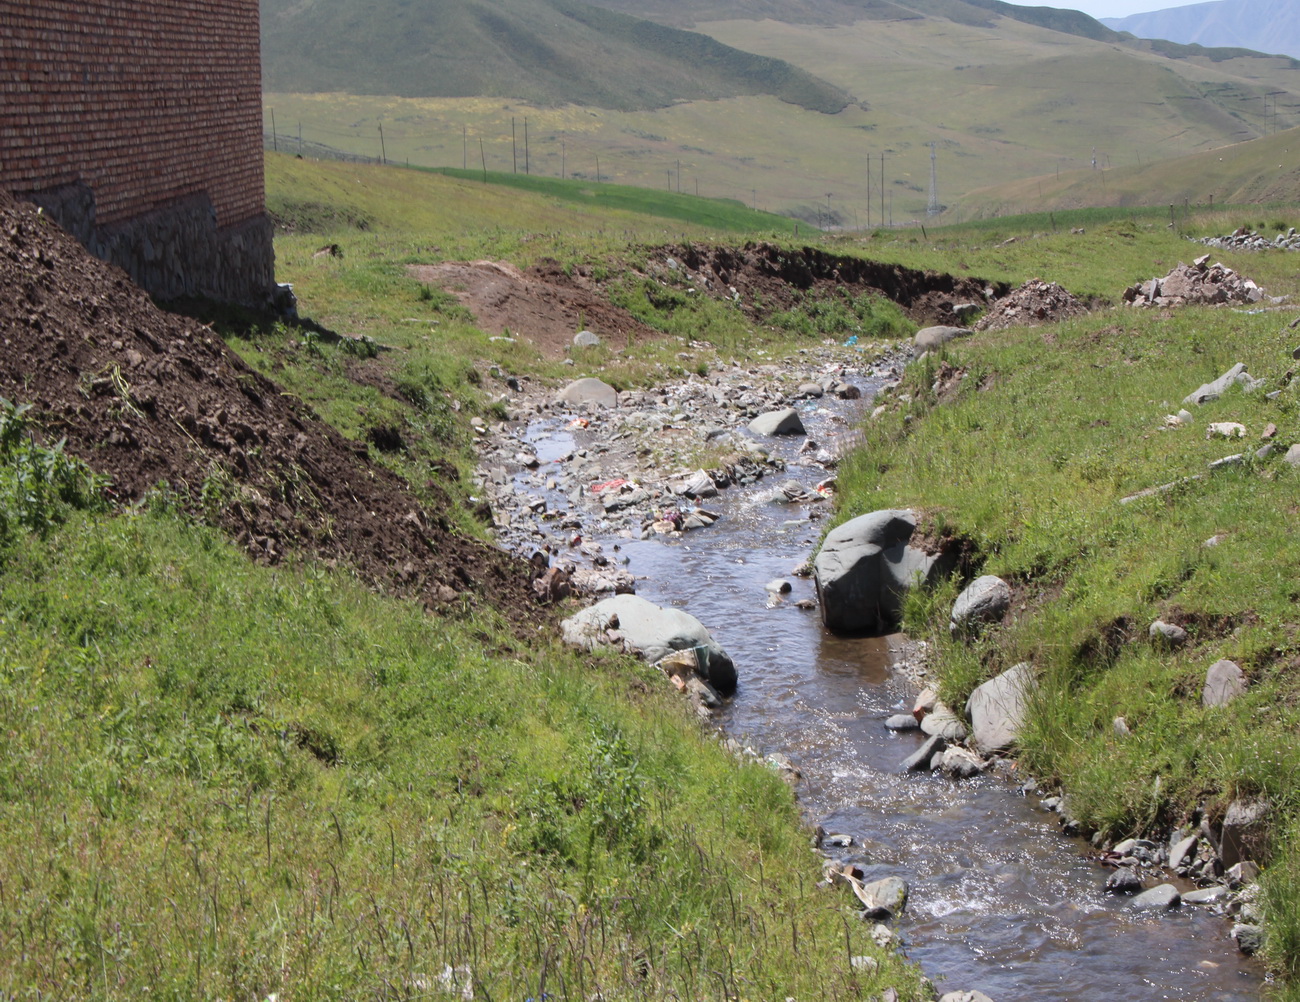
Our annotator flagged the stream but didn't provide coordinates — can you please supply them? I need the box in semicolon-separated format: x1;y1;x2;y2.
495;365;1266;1000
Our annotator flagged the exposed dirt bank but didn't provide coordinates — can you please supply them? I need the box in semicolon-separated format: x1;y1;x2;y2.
0;192;538;622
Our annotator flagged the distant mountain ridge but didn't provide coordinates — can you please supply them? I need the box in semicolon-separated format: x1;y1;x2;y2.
1102;0;1300;60
261;0;854;112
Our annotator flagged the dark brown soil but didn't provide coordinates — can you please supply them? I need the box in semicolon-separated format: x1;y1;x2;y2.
0;192;539;623
656;242;1006;325
410;242;1006;358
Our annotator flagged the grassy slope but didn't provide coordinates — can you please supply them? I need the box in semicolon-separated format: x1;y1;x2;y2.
263;2;1300;226
0;157;938;998
956;125;1300;220
824;209;1300;991
261;0;851;113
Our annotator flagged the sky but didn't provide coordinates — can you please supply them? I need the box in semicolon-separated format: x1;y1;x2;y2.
1057;0;1177;18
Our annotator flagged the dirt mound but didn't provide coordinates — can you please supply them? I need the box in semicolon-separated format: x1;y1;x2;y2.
655;243;1005;327
975;279;1088;331
409;259;662;357
1122;256;1266;308
0;193;537;620
412;244;1005;357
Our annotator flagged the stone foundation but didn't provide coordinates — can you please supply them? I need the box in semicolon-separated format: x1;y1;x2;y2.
23;182;275;309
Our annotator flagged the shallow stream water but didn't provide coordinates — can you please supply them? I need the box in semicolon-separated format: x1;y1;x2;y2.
514;382;1266;1000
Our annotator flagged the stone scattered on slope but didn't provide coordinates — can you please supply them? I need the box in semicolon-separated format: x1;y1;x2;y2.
1183;362;1266;405
914;325;971;350
1203;659;1246;707
1125;257;1264;308
1199;226;1300;253
950;575;1011;634
572;329;601;347
814;509;955;633
965;662;1037;754
560;593;737;693
974;279;1087;331
1149;620;1188;646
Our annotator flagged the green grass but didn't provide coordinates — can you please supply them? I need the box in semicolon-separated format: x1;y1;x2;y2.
829;222;1300;990
0;504;924;999
422;166;799;234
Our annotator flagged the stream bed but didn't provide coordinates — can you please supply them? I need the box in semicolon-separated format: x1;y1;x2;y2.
488;359;1266;1000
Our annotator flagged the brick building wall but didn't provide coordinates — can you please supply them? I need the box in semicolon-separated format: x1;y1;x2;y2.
0;1;274;306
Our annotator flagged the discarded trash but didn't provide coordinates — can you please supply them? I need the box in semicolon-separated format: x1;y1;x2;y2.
590;478;628;494
567;417;590;429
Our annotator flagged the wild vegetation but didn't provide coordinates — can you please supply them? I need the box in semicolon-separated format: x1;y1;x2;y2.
0;156;936;1000
827;210;1300;996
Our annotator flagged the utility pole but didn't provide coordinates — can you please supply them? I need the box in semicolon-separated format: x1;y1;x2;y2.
677;159;681;193
479;137;487;183
596;156;601;183
880;153;885;229
927;141;940;216
270;109;277;152
826;192;833;228
524;118;530;175
463;125;467;169
512;118;517;174
865;154;870;228
378;123;386;165
561;140;566;179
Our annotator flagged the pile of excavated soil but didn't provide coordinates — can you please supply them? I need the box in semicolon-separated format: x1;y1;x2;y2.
974;279;1088;331
410;243;1005;357
0;192;538;621
408;258;661;358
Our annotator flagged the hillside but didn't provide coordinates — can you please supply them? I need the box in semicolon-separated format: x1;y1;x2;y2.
263;0;1300;223
955;123;1300;218
1103;0;1300;61
260;0;852;113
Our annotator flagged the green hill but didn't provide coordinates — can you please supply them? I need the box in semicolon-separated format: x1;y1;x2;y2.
260;0;853;113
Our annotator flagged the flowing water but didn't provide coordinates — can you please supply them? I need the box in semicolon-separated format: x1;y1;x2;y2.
513;383;1266;1000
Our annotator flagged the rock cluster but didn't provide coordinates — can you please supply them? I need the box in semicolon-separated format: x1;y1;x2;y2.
1122;255;1264;308
974;279;1087;331
475;346;911;598
1198;226;1300;252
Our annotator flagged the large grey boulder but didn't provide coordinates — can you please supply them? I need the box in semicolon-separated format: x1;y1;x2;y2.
965;662;1037;754
557;377;617;408
1203;659;1246;707
749;408;806;436
572;329;601;348
914;325;970;351
561;594;736;693
814;509;955;633
950;575;1011;633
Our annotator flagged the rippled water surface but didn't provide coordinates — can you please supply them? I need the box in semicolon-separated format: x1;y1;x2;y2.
520;392;1265;1001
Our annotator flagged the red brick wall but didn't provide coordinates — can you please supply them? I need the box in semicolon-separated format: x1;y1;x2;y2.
0;1;264;228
